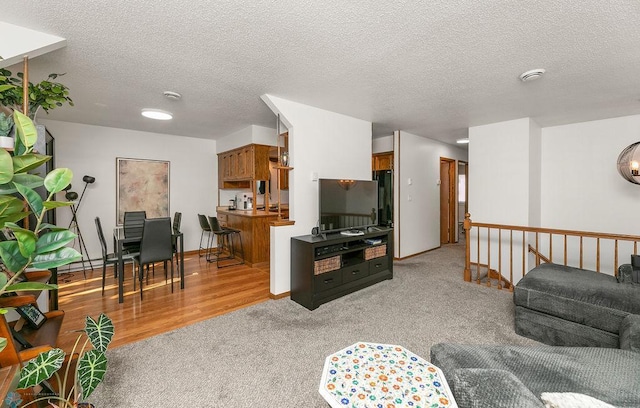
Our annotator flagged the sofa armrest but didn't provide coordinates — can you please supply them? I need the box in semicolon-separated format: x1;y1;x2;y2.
619;314;640;352
451;368;542;408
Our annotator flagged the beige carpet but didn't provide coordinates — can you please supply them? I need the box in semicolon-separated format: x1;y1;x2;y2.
90;243;537;407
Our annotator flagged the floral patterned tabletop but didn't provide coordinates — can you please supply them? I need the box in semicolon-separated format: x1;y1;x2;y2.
319;342;457;408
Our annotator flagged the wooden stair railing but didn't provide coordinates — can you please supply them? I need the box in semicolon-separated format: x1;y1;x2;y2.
463;213;640;291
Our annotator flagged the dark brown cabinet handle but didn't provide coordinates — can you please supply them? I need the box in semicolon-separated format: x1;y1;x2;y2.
352;270;360;275
324;278;333;284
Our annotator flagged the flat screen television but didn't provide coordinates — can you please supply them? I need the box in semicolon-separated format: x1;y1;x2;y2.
318;179;378;233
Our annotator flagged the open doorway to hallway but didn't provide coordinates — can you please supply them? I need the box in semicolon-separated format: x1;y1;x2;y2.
440;158;456;244
440;158;468;245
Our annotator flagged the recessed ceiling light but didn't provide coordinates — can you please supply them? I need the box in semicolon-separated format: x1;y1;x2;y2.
141;109;173;120
456;138;469;144
519;68;546;82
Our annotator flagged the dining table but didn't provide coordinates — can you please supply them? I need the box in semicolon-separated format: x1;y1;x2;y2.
113;225;185;303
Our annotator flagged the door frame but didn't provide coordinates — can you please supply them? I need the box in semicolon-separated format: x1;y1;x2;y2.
440;157;456;244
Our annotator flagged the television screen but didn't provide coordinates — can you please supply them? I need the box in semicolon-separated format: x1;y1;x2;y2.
319;179;378;233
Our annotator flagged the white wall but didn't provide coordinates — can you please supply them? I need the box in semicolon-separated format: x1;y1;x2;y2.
395;131;468;258
262;95;372;295
40;119;217;263
541;114;640;235
373;135;393;153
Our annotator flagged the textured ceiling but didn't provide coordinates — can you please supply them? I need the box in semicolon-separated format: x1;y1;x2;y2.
2;1;640;145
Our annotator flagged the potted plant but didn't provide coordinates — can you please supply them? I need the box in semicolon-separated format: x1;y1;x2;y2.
0;110;83;405
16;313;114;408
0;69;73;121
0;112;14;149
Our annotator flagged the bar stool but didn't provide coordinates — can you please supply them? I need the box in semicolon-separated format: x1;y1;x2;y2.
197;214;213;257
207;216;244;267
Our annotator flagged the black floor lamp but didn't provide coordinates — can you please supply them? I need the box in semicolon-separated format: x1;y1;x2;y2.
66;175;96;276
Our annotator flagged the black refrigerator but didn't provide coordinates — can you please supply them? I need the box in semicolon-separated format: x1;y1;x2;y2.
373;170;393;228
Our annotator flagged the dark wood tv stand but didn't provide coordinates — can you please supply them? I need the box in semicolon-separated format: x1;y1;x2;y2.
291;228;393;310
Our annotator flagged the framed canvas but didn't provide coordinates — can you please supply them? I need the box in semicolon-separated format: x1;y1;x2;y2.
116;158;170;224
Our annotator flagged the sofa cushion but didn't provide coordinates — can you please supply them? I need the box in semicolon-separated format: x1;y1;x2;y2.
451;368;542;408
429;343;640;407
513;263;640;333
619;314;640;352
515;306;619;347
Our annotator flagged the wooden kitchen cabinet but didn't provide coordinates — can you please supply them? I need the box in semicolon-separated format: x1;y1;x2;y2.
372;152;393;171
218;144;271;189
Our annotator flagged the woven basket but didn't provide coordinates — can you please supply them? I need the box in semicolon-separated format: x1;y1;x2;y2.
314;255;341;275
364;244;387;260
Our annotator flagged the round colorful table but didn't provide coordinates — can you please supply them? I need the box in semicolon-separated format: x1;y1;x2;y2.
319;342;457;408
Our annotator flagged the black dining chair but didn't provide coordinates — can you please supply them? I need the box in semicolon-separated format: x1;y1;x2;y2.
172;212;182;269
133;217;174;300
207;216;244;268
95;217;138;295
123;211;146;253
197;214;213;257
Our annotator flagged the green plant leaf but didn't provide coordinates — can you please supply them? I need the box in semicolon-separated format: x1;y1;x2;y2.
10;227;37;258
5;281;57;292
0;84;15;92
0;174;44;194
0;196;26;218
12;154;51;174
14;183;43;219
0;149;13;185
77;349;108;400
42;200;74;209
86;314;114;353
0;241;29;273
31;246;81;269
43;168;73;194
0;272;7;289
36;230;76;254
0;211;29;229
18;348;65;389
13;111;37;149
38;223;67;232
0;337;6;354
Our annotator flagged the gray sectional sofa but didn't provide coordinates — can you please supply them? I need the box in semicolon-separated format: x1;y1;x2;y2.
429;262;640;407
513;263;640;347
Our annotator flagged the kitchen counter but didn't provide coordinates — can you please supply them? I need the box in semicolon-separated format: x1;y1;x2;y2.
214;206;288;267
216;206;289;218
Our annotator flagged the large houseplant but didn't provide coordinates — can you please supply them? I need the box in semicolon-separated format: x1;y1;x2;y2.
0;110;82;404
0;110;80;301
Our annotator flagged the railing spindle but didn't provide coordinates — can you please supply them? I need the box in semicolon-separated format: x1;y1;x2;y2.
498;229;502;290
549;233;553;263
596;238;600;272
614;240;619;276
476;226;481;284
535;232;539;266
522;231;525;278
509;230;514;292
487;228;491;287
563;234;567;266
580;236;583;269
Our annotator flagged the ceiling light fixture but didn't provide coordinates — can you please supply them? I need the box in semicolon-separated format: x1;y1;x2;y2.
519;68;546;82
163;91;182;100
141;109;173;120
456;138;469;144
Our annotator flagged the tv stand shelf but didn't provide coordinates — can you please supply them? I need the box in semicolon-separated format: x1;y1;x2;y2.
291;228;393;310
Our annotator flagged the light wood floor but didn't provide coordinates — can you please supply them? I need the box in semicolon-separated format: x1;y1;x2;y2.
54;252;271;352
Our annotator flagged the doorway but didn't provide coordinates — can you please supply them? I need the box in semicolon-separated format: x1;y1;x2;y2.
440;158;456;244
458;161;468;241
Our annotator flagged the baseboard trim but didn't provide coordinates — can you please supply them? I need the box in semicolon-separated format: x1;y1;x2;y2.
269;291;290;300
